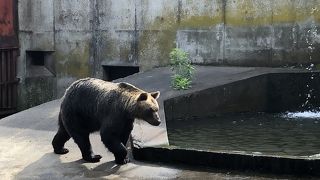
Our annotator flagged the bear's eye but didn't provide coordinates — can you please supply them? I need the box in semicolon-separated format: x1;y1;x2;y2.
148;108;155;113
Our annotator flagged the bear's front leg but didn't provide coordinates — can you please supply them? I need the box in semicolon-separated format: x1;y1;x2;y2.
72;132;102;163
101;132;129;165
121;119;134;146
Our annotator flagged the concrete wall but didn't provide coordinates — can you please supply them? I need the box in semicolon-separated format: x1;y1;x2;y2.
17;0;320;109
18;0;56;110
164;72;320;122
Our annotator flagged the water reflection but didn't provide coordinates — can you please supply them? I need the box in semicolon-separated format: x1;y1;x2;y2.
168;112;320;156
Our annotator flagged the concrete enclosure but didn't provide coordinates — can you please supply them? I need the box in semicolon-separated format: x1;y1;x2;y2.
127;68;320;176
16;0;320;109
164;72;320;122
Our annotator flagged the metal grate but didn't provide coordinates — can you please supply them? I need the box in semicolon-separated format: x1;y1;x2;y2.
0;48;19;116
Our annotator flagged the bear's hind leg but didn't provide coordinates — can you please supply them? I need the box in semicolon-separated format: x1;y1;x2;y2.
52;123;71;154
71;132;102;163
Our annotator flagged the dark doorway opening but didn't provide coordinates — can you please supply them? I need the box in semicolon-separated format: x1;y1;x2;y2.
103;65;139;81
27;51;45;66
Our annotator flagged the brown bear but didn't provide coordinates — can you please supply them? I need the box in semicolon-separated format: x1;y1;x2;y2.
52;78;160;164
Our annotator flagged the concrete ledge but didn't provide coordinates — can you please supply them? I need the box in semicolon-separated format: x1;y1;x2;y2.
132;146;320;177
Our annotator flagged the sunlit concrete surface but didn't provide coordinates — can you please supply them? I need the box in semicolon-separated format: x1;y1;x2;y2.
0;66;314;179
0;101;293;180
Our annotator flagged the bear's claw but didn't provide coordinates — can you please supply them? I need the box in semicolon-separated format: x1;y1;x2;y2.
83;154;102;163
54;148;69;154
115;157;130;165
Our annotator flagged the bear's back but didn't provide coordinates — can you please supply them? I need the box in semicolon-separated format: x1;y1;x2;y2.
69;78;117;92
67;78;142;96
61;78;118;113
61;78;142;116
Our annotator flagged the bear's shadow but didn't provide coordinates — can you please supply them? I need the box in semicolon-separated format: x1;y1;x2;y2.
15;152;121;179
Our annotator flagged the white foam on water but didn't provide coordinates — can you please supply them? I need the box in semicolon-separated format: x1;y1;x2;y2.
284;111;320;119
309;153;320;158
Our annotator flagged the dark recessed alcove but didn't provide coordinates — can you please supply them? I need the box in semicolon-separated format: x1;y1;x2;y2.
103;65;139;81
26;50;55;77
27;51;45;66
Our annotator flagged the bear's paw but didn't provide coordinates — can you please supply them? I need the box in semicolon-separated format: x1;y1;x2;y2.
115;157;130;165
54;148;69;154
83;154;102;163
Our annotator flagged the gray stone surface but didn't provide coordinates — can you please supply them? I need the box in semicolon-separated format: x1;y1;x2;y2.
1;66;313;179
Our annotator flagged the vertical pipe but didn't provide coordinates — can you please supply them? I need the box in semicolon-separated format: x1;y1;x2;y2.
0;50;2;108
223;0;227;63
5;50;8;108
90;0;100;77
133;1;139;64
8;50;12;108
177;0;182;24
12;50;17;108
2;51;7;108
1;51;4;107
0;50;2;82
270;0;274;64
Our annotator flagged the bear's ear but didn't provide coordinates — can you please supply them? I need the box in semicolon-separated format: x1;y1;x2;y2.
137;92;148;101
150;91;160;99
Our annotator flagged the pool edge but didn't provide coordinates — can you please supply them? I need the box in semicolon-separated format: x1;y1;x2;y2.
132;146;320;177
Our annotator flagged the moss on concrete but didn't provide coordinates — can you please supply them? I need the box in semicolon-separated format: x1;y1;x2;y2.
180;16;223;28
101;36;118;63
225;0;272;26
226;0;320;26
138;11;176;70
55;44;90;78
137;1;320;70
139;12;223;70
18;76;56;110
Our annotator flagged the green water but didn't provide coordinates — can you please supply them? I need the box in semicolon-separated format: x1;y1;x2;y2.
167;112;320;156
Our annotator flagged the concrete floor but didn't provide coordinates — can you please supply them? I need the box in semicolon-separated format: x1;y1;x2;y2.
0;66;315;179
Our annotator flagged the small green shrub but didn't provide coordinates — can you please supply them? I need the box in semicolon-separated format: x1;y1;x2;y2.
169;48;195;90
171;74;191;90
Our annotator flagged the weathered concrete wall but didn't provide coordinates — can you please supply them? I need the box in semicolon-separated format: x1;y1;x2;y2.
223;0;320;66
17;0;320;109
174;0;320;66
99;0;320;68
54;0;93;95
18;0;56;110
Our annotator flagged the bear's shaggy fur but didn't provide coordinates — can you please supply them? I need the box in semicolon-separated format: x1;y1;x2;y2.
52;78;160;164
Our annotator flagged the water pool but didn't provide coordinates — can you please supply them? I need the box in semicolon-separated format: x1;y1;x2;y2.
167;112;320;157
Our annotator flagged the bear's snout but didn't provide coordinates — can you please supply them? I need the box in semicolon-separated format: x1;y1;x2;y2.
150;118;161;126
146;113;161;126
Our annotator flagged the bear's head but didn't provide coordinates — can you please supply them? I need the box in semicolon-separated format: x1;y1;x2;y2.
135;91;161;126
